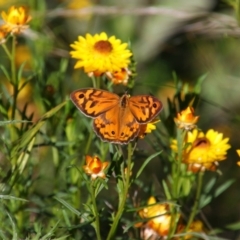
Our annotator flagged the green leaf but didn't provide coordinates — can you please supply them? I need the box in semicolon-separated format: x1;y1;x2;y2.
194;73;208;94
94;178;108;197
11;121;45;157
40;100;67;120
162;179;172;200
40;220;60;240
203;177;217;194
199;195;212;209
17;62;27;82
214;179;235;198
11;101;67;156
6;211;17;240
181;177;191;197
0;120;32;126
16;137;35;174
0;65;11;81
225;221;240;230
54;196;81;216
0;195;28;201
136;151;162;178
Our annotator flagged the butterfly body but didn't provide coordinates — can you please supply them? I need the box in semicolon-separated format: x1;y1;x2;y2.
70;88;163;144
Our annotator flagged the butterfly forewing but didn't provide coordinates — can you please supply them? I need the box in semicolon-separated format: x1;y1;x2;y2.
128;95;163;123
70;88;120;117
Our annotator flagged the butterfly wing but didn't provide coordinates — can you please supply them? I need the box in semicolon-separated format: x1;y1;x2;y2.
93;103;140;144
128;95;163;123
70;88;120;117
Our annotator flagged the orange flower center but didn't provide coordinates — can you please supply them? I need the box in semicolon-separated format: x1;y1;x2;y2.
192;137;209;149
89;159;102;174
94;40;113;54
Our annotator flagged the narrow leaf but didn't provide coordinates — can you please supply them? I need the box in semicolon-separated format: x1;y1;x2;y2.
0;120;32;126
40;220;60;240
0;195;28;201
54;196;81;216
214;179;235;198
0;65;11;81
136;151;162;178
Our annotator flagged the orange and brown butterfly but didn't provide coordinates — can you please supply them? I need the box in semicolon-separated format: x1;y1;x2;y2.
70;88;163;144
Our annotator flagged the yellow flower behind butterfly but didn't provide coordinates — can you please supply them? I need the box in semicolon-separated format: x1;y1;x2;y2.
106;68;132;85
70;32;132;76
1;6;32;34
171;129;231;172
138;119;160;139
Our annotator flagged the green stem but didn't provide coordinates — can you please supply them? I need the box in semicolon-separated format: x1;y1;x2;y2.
91;76;96;88
96;76;101;89
10;35;17;120
90;181;102;240
173;128;186;198
106;143;132;240
185;171;204;231
168;128;186;238
1;43;12;60
84;130;93;155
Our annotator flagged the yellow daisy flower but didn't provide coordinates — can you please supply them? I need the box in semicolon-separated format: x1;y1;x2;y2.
171;129;231;172
1;6;32;34
83;155;109;180
174;107;199;130
70;32;132;76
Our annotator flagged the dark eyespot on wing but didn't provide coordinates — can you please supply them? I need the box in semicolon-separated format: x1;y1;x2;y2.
78;93;85;99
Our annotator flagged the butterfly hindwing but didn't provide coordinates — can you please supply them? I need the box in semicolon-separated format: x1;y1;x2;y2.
93;105;140;144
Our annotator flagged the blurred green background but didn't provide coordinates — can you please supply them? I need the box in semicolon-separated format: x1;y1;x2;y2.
1;0;240;239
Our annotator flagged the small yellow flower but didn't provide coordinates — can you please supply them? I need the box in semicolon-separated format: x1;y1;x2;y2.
65;0;91;9
70;32;132;76
236;150;240;166
59;0;92;19
138;119;160;139
171;129;231;172
106;68;131;85
174;107;199;130
83;155;109;180
136;196;172;237
1;6;32;34
15;45;33;70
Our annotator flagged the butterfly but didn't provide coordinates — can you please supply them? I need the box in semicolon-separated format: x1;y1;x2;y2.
70;88;163;144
